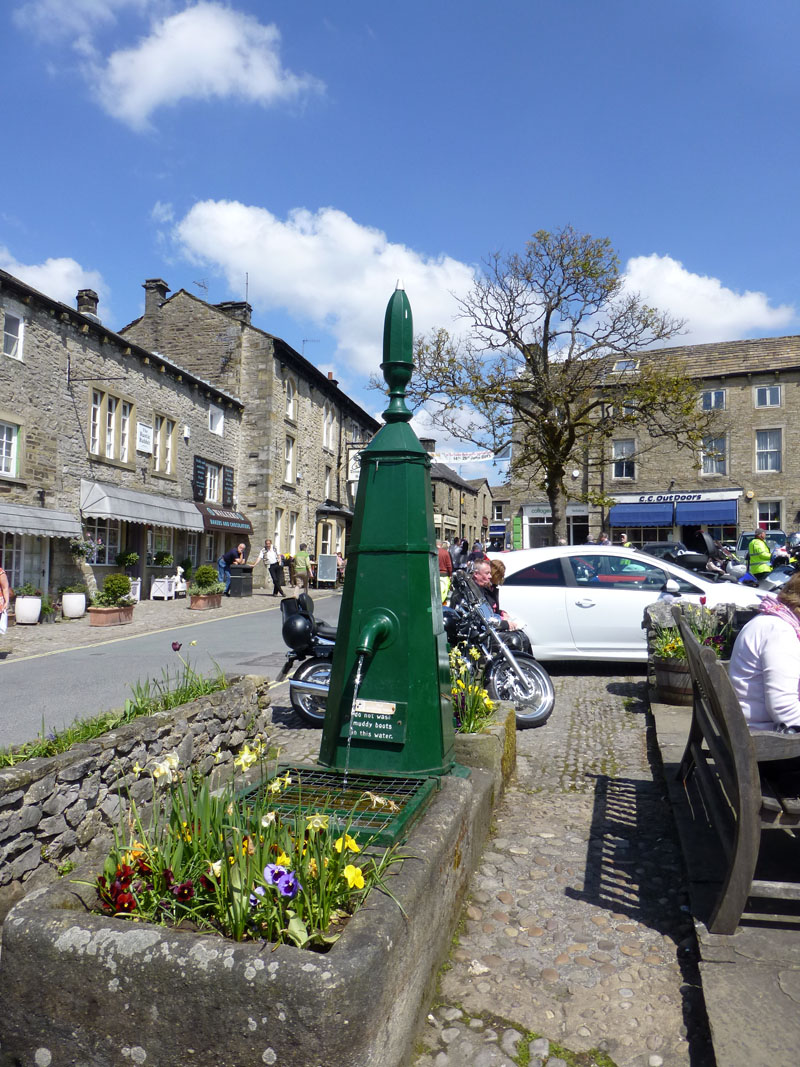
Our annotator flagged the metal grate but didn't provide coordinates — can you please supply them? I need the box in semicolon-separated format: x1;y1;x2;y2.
238;766;440;846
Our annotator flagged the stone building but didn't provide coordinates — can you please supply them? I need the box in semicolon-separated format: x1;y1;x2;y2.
0;268;244;595
120;281;379;572
509;334;800;549
419;439;489;546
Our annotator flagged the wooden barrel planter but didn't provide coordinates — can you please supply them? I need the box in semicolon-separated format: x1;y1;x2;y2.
653;656;693;706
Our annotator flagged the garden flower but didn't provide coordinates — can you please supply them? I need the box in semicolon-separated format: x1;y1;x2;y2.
249;885;266;907
276;851;291;866
172;880;194;902
304;813;330;832
334;833;361;854
209;859;222;878
190;640;197;646
275;870;302;899
234;745;257;770
132;762;142;776
162;868;175;888
260;812;277;828
172;642;182;652
343;865;365;890
115;891;137;912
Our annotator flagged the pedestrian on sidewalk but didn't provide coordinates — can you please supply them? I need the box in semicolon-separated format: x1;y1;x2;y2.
217;543;246;596
0;563;10;639
293;543;311;593
256;539;285;596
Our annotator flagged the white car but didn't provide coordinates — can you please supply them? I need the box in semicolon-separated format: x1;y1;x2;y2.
489;545;764;662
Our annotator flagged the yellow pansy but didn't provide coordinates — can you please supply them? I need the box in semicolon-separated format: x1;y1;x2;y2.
276;851;291;866
334;833;361;854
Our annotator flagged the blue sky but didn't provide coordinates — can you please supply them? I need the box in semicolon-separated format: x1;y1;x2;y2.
3;1;800;475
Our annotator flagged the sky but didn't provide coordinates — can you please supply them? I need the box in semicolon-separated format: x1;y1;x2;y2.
3;0;800;481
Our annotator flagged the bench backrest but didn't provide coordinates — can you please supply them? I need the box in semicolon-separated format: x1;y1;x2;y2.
672;606;761;818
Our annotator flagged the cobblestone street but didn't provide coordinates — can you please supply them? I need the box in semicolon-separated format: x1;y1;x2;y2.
411;666;714;1067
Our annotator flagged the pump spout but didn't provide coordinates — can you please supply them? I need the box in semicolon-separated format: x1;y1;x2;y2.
356;610;396;658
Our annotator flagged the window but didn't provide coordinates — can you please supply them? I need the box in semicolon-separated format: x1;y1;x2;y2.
492;503;504;520
274;508;284;549
612;439;635;479
209;404;224;436
289;511;298;554
285;378;297;420
0;420;19;477
701;434;726;475
755;384;781;408
284;435;295;483
324;466;332;500
756;429;781;471
186;532;199;569
148;526;174;562
153;415;176;474
612;358;638;372
701;389;725;410
758;501;782;530
320;522;332;555
206;462;220;502
505;557;565;587
204;533;215;563
322;403;335;450
88;388;135;463
83;517;120;565
2;313;23;360
0;532;22;587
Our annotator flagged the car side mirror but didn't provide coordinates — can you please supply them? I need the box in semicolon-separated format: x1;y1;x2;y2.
664;579;681;595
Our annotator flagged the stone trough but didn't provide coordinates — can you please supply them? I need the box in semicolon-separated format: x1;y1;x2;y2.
0;716;514;1067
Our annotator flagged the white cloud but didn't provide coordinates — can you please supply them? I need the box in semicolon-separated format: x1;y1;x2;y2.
0;247;109;315
151;200;174;225
173;200;476;375
91;2;323;131
624;253;796;344
13;0;155;44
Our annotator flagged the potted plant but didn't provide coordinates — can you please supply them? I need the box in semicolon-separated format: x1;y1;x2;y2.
13;582;42;625
87;573;135;627
69;536;95;561
40;595;56;624
116;550;139;572
59;583;87;619
188;564;225;610
153;551;174;568
650;604;733;705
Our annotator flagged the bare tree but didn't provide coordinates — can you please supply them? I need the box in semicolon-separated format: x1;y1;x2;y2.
398;226;718;542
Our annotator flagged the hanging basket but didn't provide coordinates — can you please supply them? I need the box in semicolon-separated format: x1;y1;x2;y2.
653;656;693;706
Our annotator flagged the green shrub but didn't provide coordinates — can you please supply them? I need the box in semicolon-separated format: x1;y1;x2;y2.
93;573;133;607
179;556;193;580
192;564;219;590
153;551;174;567
59;583;87;595
116;550;140;569
15;583;40;597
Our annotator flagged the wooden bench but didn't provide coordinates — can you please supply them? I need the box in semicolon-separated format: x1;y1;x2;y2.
673;605;800;933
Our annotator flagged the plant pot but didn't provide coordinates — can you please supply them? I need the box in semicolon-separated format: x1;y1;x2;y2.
653;656;693;706
61;592;86;619
189;593;222;611
87;605;134;627
14;596;41;625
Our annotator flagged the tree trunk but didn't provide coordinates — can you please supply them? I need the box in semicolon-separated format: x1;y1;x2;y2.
547;485;569;544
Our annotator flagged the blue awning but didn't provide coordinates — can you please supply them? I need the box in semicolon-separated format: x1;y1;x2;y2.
608;502;674;527
675;499;738;525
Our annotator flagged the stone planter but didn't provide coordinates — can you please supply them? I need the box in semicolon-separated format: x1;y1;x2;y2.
12;596;41;625
189;592;222;610
61;592;86;618
87;604;134;627
653;655;693;705
129;577;141;602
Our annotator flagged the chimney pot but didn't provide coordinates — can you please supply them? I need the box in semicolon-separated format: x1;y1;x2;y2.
76;289;100;321
143;278;170;317
419;438;436;453
215;300;252;325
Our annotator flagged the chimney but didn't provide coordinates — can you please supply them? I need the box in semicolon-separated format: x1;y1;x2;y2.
76;289;100;322
143;278;170;317
419;438;436;454
327;370;339;386
215;300;252;325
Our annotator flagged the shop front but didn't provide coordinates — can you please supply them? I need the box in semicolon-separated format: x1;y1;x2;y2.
607;489;742;548
520;502;589;547
0;501;82;590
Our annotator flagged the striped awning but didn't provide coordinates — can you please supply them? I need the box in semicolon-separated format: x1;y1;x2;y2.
0;501;82;538
80;480;204;532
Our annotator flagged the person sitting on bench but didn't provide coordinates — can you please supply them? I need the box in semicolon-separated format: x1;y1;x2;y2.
729;572;800;733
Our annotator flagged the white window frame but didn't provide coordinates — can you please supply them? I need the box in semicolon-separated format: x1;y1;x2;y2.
324;466;332;500
105;395;118;459
701;389;725;411
756;428;782;472
149;526;174;558
320;521;332;555
701;434;727;476
289;511;298;554
120;402;132;463
612;439;635;480
612;358;638;372
2;312;23;361
0;531;23;587
284;435;295;483
153;414;176;474
89;388;135;463
206;462;221;502
323;402;335;450
285;378;298;421
755;384;781;408
274;508;284;550
186;532;199;569
209;403;224;436
758;501;782;530
0;420;19;478
83;518;121;566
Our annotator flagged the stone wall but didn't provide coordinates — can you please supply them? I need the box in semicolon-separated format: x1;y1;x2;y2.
0;675;271;923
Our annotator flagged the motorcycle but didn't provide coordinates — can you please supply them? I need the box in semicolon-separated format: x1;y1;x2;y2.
444;571;555;728
276;594;336;726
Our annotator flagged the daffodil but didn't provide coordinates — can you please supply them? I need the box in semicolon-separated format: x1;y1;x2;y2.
132;762;142;776
190;640;197;646
276;851;291;867
209;859;223;878
343;864;365;889
234;745;257;771
304;813;330;832
261;812;277;828
334;833;361;854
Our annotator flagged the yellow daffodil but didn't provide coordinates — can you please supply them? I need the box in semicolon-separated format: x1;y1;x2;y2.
234;745;257;771
343;864;365;889
334;833;361;854
209;859;223;878
276;851;291;866
267;779;283;794
132;762;142;776
304;813;330;832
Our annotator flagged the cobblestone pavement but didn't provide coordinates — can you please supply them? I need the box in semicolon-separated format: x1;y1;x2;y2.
411;666;715;1067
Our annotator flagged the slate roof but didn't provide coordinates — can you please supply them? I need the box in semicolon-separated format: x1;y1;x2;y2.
639;334;800;381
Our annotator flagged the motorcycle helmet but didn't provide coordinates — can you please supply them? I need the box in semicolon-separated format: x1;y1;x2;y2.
502;630;532;655
282;612;314;651
788;532;800;550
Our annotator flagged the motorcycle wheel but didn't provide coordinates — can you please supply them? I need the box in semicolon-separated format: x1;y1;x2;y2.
289;657;331;727
486;652;555;729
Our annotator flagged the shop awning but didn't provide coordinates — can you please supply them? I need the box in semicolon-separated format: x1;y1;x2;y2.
0;501;82;538
608;502;674;527
675;499;738;525
194;503;253;534
80;479;204;532
316;502;354;519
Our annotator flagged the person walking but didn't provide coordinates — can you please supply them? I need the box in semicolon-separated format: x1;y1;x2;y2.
748;526;773;577
0;563;10;639
437;540;453;603
294;543;312;593
257;539;285;596
217;543;246;596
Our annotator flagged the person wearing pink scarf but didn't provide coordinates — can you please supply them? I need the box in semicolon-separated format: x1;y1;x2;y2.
729;573;800;732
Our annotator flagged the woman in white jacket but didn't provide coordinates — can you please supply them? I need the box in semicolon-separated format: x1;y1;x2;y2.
729;573;800;732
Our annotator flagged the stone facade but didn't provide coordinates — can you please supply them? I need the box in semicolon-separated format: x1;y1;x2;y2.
509;334;800;547
0;269;243;594
0;675;271;922
120;282;379;578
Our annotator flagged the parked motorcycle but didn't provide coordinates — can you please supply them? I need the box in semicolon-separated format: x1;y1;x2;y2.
444;571;555;728
276;594;336;726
